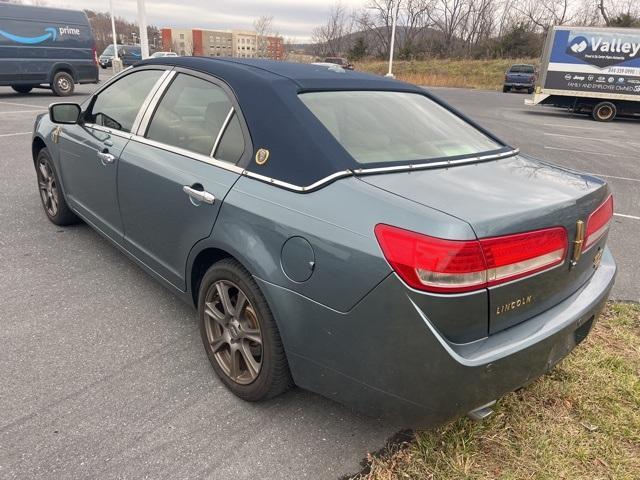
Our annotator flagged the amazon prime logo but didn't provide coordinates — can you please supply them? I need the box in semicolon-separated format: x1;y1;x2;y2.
0;25;80;45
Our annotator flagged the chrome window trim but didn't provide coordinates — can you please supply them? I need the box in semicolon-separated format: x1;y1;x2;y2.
242;170;353;192
86;123;132;140
135;71;177;136
131;70;173;134
211;107;235;157
125;134;519;193
351;148;519;175
130;134;245;174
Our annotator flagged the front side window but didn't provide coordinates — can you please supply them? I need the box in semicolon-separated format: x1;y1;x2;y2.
299;91;501;165
88;69;163;132
146;74;239;158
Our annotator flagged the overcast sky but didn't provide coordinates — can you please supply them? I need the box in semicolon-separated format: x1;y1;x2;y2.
32;0;365;42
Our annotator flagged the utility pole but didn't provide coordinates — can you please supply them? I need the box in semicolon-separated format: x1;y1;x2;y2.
136;0;150;58
109;0;118;60
385;0;398;78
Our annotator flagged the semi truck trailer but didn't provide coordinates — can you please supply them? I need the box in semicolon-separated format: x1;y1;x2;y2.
526;25;640;121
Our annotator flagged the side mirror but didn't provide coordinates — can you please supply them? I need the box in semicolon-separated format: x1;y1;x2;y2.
49;103;81;124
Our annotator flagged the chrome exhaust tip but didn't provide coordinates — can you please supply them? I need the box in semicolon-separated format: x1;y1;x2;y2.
467;400;496;421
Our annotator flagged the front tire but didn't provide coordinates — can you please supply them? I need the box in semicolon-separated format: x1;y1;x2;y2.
51;71;75;96
198;258;292;401
35;148;80;226
12;85;33;94
502;86;509;93
592;101;617;122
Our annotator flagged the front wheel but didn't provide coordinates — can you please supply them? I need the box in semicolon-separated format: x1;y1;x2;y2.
12;85;33;94
198;259;292;401
51;71;75;96
592;101;617;122
35;148;81;225
502;86;509;93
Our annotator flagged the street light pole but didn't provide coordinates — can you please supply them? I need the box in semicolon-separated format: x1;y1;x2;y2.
385;0;398;77
109;0;118;60
136;0;150;58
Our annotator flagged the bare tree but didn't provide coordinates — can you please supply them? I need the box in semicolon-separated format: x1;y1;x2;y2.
254;15;274;58
311;2;353;57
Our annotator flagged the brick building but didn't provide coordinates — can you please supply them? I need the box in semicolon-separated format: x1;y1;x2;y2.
161;27;283;60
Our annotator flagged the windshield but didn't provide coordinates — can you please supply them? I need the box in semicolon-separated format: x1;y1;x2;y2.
509;65;535;73
299;91;501;164
101;45;114;56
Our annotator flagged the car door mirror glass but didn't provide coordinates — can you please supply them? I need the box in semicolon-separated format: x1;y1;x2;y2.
49;103;81;124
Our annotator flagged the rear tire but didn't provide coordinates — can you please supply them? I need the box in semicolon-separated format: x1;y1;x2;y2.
35;148;81;226
51;71;75;96
198;258;293;401
592;101;617;122
11;85;33;94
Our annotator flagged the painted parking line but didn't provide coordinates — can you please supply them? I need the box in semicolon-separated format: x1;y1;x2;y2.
543;132;630;144
0;100;46;109
1;109;46;114
542;123;622;133
0;132;31;138
588;173;640;182
614;213;640;220
544;145;621;156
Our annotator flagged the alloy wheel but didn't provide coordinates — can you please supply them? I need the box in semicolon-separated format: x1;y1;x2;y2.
37;159;59;217
204;280;263;385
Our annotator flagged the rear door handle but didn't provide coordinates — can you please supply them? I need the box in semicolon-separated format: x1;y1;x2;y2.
97;150;116;165
183;185;216;205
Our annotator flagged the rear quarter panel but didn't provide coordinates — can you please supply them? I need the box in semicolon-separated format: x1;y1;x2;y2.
192;176;477;313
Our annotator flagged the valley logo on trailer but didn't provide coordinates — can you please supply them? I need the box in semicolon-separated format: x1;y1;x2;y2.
566;32;640;68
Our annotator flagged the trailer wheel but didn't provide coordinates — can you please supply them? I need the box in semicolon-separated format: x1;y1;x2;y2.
592;102;617;122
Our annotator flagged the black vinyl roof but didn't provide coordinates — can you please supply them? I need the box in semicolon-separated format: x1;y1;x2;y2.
135;57;508;189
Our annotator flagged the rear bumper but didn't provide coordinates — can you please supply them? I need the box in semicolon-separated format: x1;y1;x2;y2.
259;247;616;427
505;82;534;88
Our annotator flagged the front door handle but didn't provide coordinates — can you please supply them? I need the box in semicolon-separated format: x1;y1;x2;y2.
97;150;116;165
183;185;215;205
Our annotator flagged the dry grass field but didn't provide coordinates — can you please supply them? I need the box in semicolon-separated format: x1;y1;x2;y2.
357;58;539;90
353;303;640;480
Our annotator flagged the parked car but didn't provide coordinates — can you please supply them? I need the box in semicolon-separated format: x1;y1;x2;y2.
98;44;142;68
32;58;616;426
150;51;178;58
323;56;354;70
0;3;98;96
503;64;536;93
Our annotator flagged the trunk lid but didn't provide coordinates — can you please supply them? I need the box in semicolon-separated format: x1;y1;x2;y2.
360;155;610;334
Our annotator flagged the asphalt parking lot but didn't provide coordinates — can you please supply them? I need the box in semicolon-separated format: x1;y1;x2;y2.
0;73;637;480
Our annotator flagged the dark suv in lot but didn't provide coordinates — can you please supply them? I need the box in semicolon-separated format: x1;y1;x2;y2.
503;64;536;94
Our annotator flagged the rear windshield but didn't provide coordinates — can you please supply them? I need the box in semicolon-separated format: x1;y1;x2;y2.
299;91;501;165
509;65;535;73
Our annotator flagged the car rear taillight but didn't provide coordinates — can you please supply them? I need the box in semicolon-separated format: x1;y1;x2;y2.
584;195;613;251
374;224;567;293
93;47;98;65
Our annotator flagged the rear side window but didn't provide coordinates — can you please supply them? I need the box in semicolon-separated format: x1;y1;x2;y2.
299;91;501;165
214;113;244;163
146;74;239;158
509;65;535;73
88;69;163;132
